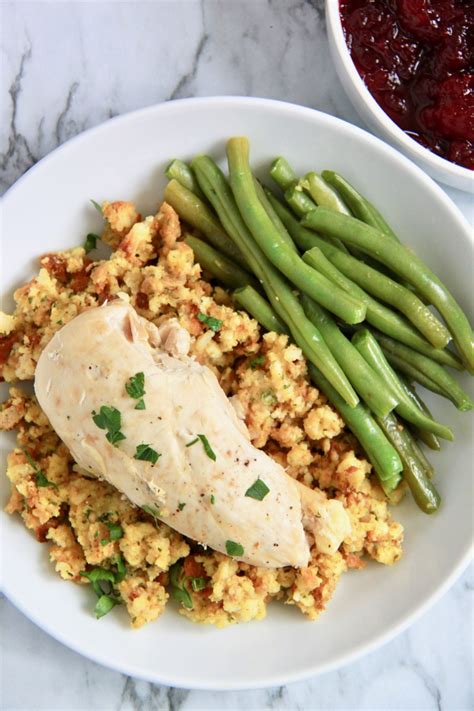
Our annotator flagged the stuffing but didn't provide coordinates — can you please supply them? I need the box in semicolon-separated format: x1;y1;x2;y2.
1;199;404;628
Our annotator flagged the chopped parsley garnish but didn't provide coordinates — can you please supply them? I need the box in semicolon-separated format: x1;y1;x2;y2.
92;404;115;425
197;434;216;461
80;567;116;597
95;594;120;619
125;372;145;400
90;199;103;215
197;312;222;332
249;355;266;369
225;540;244;557
245;478;270;501
185;434;216;461
22;448;58;490
114;554;127;583
106;430;126;446
92;406;125;447
141;505;160;525
261;389;277;406
100;538;109;546
210;494;216;505
134;444;160;465
177;502;186;511
80;567;123;619
106;522;123;541
134;398;146;410
169;563;193;609
84;233;99;253
190;576;207;592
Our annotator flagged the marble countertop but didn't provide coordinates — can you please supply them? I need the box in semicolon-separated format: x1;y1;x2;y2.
0;1;472;709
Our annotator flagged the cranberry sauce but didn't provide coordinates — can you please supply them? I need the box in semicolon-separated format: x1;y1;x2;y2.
340;0;474;169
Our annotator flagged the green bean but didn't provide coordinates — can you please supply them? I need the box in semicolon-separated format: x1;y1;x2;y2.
383;351;446;397
253;180;298;253
400;378;441;450
284;183;319;218
234;285;289;335
322;170;399;241
191;154;359;407
306;240;450;349
164;179;248;269
226;138;366;325
321;172;427;296
165;159;206;201
411;426;441;451
184;234;259;292
230;282;403;488
301;244;462;369
409;437;435;479
376;413;440;513
263;181;349;252
303;208;474;368
301;296;399;418
299;172;351;215
352;329;453;440
308;365;402;490
376;334;473;411
269;157;298;191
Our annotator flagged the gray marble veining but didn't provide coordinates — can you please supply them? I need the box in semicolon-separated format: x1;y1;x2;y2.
0;1;472;709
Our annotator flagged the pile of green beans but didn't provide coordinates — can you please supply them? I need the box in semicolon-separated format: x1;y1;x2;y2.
303;207;474;370
163;138;473;514
183;234;259;292
190;153;359;407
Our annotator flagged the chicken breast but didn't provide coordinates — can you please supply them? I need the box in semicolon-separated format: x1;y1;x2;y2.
34;301;350;568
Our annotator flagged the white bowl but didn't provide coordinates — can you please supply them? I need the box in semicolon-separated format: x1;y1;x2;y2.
326;0;474;193
1;97;473;689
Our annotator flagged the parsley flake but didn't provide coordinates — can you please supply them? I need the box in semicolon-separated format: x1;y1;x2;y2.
197;312;223;332
190;576;207;592
225;540;244;557
125;372;145;400
249;355;266;369
261;389;277;406
106;430;126;446
169;563;193;609
95;594;120;619
210;494;216;505
177;502;186;511
197;434;216;461
80;568;123;618
90;199;103;215
134;398;146;410
80;567;116;597
114;554;127;583
92;406;125;447
84;233;99;253
185;434;216;460
106;522;123;541
245;478;270;501
22;448;58;490
134;444;160;465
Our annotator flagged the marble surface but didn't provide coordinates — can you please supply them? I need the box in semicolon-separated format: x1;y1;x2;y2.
0;1;472;709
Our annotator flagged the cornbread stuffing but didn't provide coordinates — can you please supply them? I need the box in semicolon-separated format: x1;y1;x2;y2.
0;199;404;627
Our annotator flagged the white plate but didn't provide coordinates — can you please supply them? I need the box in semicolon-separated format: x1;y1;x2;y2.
1;97;473;690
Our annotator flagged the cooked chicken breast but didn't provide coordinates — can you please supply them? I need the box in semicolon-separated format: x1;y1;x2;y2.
34;301;350;568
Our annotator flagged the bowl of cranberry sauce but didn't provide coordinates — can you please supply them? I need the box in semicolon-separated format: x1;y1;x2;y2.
326;0;474;191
